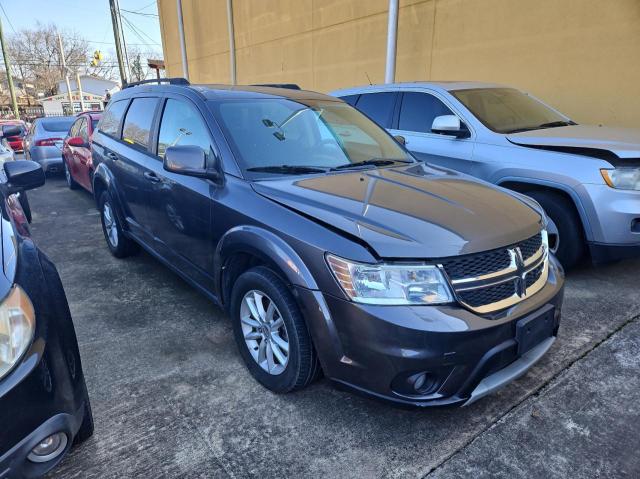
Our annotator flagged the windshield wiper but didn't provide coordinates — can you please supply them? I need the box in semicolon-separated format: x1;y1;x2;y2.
537;120;576;129
505;120;576;134
331;158;412;171
246;165;329;175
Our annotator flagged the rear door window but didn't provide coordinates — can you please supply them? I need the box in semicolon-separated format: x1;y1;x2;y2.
98;100;128;137
398;92;454;133
121;98;158;150
354;92;397;128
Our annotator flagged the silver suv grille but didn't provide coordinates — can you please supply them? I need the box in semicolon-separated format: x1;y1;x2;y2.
440;232;548;314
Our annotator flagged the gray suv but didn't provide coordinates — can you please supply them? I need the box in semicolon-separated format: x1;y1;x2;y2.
332;82;640;268
92;79;564;407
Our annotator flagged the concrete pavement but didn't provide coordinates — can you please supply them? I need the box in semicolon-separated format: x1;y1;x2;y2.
27;177;638;478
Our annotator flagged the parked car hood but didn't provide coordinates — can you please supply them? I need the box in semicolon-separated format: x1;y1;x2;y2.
507;125;640;165
251;163;543;259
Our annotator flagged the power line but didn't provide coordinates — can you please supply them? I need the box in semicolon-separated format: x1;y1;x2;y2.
121;9;158;18
120;14;161;47
131;0;157;13
0;3;16;34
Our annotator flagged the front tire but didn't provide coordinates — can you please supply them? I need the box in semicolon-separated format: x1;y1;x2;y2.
527;190;584;269
98;191;138;258
64;159;79;190
230;266;321;393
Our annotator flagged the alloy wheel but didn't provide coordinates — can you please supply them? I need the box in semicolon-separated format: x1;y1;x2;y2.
64;162;72;187
102;202;119;248
240;290;290;375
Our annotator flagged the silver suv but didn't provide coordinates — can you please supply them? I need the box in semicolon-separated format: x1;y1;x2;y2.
331;82;640;268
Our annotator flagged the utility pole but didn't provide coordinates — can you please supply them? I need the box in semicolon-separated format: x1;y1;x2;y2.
57;32;75;115
109;0;128;85
0;16;19;119
384;0;399;84
75;72;85;112
176;0;189;80
115;0;131;80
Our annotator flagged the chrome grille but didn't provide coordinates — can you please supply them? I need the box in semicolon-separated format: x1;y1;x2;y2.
440;231;549;314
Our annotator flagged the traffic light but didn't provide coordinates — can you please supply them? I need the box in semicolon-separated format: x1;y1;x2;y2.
91;50;103;67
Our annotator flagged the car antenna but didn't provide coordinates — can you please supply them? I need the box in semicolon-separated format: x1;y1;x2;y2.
364;71;372;85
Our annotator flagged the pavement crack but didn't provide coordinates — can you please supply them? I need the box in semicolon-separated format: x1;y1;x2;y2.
422;312;640;478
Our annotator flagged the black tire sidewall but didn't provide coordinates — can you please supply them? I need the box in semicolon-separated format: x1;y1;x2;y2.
99;191;129;258
64;159;78;190
528;191;584;268
230;267;311;393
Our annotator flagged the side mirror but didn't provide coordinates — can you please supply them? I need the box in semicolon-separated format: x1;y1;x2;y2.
394;135;406;146
163;145;219;180
68;136;88;148
1;125;21;138
431;115;470;138
4;160;45;194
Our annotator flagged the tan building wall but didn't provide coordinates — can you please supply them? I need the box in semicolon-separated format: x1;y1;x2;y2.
158;0;640;127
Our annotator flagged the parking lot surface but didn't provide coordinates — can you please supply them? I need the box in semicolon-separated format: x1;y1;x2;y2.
30;177;638;478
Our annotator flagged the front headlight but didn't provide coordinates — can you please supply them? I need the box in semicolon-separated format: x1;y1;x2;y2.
327;254;454;305
0;285;35;380
601;168;640;190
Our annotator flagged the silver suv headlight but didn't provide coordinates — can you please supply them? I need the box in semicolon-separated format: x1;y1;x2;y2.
327;254;454;305
0;285;36;380
601;168;640;191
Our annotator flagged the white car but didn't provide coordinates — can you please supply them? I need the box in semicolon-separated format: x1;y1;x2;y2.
331;82;640;268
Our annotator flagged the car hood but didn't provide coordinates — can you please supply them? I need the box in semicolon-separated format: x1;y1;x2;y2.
507;125;640;165
251;164;543;259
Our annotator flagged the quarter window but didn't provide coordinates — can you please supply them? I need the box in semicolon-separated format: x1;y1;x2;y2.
340;94;360;106
355;92;397;128
98;100;128;137
121;98;158;150
398;92;454;134
157;99;213;159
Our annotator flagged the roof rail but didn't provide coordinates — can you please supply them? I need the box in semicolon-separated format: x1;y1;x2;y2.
252;83;301;90
123;77;190;89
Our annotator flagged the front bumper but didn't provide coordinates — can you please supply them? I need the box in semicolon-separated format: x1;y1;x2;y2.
297;256;564;407
582;184;640;247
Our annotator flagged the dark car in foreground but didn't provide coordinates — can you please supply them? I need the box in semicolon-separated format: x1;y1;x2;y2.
24;117;76;174
0;161;93;478
91;79;564;407
62;112;102;192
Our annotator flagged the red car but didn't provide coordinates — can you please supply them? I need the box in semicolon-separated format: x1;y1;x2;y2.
62;112;101;192
0;120;27;152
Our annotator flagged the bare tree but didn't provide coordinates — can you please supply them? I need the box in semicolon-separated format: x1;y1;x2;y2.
7;23;89;96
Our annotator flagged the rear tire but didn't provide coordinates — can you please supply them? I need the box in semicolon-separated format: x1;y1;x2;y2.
98;191;138;258
64;159;79;190
527;190;584;269
230;266;321;393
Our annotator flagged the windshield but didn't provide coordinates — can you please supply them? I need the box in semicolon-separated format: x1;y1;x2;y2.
451;88;573;134
41;118;75;133
209;99;413;178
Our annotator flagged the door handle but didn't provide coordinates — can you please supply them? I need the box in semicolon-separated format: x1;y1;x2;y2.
105;151;119;161
143;171;161;183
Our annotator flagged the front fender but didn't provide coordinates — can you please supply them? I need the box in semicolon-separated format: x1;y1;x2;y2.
214;225;319;299
495;175;594;241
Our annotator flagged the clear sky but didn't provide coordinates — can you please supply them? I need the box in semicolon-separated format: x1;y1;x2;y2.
0;0;163;56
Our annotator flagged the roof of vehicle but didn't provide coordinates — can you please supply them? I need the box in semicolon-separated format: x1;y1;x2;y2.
113;82;338;103
331;81;509;96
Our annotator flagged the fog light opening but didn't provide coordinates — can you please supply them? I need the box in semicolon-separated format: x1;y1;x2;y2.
27;432;68;463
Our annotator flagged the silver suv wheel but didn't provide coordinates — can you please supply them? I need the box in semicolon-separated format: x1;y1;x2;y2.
102;202;119;248
240;290;289;375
